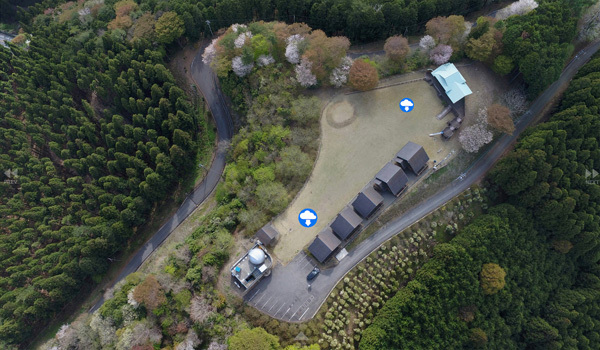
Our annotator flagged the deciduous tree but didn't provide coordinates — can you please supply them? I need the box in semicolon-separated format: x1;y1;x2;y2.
459;121;492;153
486;104;514;134
228;327;281;350
430;44;453;65
349;59;379;91
419;35;436;51
384;35;410;62
479;263;506;295
295;57;317;87
132;275;166;311
133;13;156;41
155;12;184;44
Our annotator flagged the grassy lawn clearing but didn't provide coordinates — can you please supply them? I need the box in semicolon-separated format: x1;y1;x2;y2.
273;71;452;263
272;63;506;264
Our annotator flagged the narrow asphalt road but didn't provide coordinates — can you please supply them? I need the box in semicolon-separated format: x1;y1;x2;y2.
89;43;233;313
244;40;600;323
0;31;15;47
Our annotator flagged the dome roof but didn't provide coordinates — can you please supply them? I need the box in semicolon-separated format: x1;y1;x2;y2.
249;248;266;265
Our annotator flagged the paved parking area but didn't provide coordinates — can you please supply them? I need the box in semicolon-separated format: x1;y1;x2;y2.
242;251;322;322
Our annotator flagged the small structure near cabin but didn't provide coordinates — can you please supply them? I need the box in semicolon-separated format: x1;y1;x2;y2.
395;141;430;175
330;206;363;240
374;162;409;196
255;224;279;246
442;117;463;140
352;186;384;219
308;227;342;263
231;242;273;292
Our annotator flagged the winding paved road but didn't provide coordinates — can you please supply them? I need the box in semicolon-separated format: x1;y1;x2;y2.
244;40;600;323
89;43;234;313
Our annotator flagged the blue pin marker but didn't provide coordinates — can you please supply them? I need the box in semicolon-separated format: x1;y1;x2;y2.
400;98;414;112
299;208;318;228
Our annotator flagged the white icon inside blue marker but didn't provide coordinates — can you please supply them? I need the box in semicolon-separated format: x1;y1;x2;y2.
299;209;317;228
400;98;414;112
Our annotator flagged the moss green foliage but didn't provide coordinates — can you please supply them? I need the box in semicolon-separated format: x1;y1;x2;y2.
228;327;281;350
155;11;185;44
359;52;600;350
0;5;204;345
479;263;506;295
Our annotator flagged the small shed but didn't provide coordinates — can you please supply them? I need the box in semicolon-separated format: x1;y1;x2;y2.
442;117;463;140
352;187;384;219
331;206;363;240
395;141;430;175
308;227;342;263
255;224;279;246
375;162;409;196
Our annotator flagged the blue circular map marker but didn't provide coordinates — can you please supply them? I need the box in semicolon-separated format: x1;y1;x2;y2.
299;208;318;228
400;98;414;112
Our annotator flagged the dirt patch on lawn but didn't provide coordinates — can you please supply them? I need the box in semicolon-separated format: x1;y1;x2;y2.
326;100;357;128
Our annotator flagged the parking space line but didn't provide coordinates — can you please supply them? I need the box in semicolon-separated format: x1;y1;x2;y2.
268;301;279;312
247;288;260;302
253;293;266;305
261;296;274;309
289;303;305;321
299;307;310;321
275;303;286;315
282;306;292;319
301;259;312;269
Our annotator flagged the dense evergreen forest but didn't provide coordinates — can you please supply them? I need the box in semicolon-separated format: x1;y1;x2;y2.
359;53;600;349
0;7;201;347
15;0;496;43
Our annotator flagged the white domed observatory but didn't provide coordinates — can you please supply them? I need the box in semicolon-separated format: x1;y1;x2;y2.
230;242;273;292
248;248;266;265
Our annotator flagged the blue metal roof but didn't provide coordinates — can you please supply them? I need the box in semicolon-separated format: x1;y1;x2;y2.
431;63;473;103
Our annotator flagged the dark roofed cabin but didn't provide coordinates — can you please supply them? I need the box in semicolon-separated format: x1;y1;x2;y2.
331;206;363;240
374;162;408;196
308;227;342;263
255;224;279;246
395;141;430;175
352;186;384;219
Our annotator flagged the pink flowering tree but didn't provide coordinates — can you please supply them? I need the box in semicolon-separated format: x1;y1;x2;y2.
257;54;275;67
329;56;353;87
234;31;253;48
285;34;304;64
232;56;254;77
295;57;317;87
202;38;218;65
496;0;539;20
459;109;493;153
419;35;436;51
231;23;247;32
430;44;453;65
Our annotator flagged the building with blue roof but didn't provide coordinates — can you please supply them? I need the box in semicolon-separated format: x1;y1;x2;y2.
431;63;472;103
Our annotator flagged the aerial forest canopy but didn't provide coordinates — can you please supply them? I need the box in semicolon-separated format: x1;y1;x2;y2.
359;53;600;349
17;0;496;43
0;12;201;348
